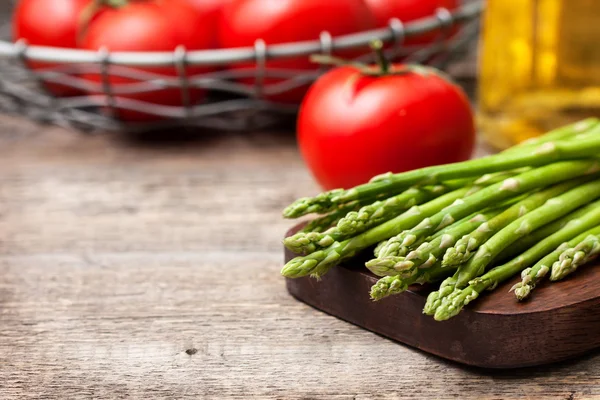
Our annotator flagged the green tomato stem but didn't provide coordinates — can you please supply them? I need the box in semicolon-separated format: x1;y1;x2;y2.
370;40;390;74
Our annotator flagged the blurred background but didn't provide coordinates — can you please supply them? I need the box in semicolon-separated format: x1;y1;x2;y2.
0;0;479;133
0;0;597;156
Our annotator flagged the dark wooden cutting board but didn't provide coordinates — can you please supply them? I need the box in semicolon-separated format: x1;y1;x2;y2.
284;225;600;369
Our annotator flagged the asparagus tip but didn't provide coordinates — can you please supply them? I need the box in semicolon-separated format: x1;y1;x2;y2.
282;233;316;254
511;282;532;301
281;255;322;278
434;287;480;321
423;291;441;316
550;257;574;281
370;276;408;301
282;198;311;219
365;258;397;277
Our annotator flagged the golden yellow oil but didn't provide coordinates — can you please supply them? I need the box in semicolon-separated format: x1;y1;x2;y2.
478;0;600;149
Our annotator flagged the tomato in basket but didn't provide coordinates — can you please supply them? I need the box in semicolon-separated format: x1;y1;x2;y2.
13;0;92;97
185;0;234;47
297;62;475;190
218;0;377;104
78;0;217;121
363;0;459;45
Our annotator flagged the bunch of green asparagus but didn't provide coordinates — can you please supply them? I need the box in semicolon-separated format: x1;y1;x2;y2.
281;119;600;321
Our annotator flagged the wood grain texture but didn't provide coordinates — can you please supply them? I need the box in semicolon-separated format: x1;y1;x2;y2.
0;115;599;399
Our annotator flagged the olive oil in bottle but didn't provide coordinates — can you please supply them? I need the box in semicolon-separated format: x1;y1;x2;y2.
478;0;600;149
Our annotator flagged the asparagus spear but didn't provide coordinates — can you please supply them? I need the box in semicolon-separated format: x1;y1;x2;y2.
442;180;585;267
281;187;472;279
366;207;505;277
284;190;395;219
284;185;448;254
551;230;600;281
370;171;524;259
432;203;600;321
425;177;600;315
378;213;478;259
510;243;571;301
373;192;594;301
496;201;600;264
375;161;599;260
336;179;479;236
372;204;469;261
283;131;600;218
510;208;600;300
506;118;598;151
299;201;365;234
373;239;388;258
370;261;453;301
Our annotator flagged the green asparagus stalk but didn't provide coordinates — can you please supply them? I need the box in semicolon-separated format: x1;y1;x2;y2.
281;187;472;279
507;118;598;151
425;177;600;315
370;261;454;301
509;239;575;301
336;180;479;237
496;201;600;264
284;185;449;254
372;196;600;301
510;243;571;301
373;201;476;260
374;161;599;261
442;180;585;267
511;208;600;300
284;190;393;219
433;203;600;321
366;207;506;277
550;229;600;281
283;131;600;218
370;172;524;259
372;205;471;260
299;201;365;234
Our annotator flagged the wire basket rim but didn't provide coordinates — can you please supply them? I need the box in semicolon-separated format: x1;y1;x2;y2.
0;1;483;67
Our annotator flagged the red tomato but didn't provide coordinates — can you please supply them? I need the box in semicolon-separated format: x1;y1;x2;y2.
185;0;234;47
364;0;459;45
219;0;376;104
13;0;92;96
79;0;216;121
297;65;475;190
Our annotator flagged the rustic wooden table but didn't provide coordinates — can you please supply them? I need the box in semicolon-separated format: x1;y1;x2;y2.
0;114;598;399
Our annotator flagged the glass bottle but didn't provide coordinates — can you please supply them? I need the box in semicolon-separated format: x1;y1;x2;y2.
478;0;600;150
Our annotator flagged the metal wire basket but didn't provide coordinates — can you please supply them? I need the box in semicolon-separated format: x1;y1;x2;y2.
0;1;482;132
